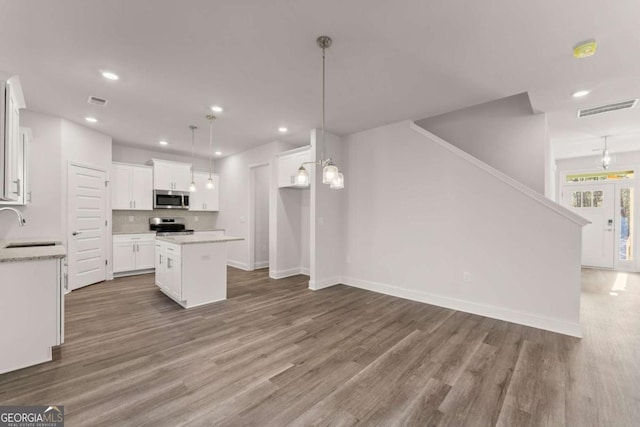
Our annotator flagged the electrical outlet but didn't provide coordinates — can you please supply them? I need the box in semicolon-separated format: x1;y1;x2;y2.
463;272;471;282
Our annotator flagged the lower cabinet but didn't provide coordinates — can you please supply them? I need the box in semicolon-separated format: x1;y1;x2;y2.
112;234;156;276
155;240;182;301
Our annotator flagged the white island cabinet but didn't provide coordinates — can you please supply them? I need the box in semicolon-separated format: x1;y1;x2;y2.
0;239;66;374
155;235;242;308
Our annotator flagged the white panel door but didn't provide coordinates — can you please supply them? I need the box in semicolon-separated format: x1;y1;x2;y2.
68;164;106;290
111;164;132;210
562;184;615;268
131;166;153;210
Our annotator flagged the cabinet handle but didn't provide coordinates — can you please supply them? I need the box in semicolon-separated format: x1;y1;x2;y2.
133;200;136;208
167;258;172;269
27;192;32;202
64;273;68;291
13;178;21;196
159;254;163;265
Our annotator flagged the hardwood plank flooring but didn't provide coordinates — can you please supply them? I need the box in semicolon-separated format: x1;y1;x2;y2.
0;267;638;426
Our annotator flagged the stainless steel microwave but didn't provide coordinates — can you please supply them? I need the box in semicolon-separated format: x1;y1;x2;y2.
153;190;190;209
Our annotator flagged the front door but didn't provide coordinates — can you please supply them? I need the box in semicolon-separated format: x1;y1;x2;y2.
562;184;615;268
68;164;107;290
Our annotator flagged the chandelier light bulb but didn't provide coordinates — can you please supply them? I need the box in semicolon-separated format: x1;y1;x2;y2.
206;176;215;189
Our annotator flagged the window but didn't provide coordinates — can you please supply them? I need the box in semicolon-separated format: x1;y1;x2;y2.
566;170;634;183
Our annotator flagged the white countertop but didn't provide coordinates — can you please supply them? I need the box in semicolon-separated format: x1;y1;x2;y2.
155;235;243;245
0;238;66;263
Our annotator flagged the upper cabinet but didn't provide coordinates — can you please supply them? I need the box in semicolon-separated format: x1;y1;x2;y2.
189;172;219;211
111;162;153;210
0;75;26;202
1;127;32;206
150;159;192;192
277;146;311;188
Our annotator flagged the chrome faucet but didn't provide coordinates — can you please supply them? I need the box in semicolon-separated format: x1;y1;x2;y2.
0;207;26;226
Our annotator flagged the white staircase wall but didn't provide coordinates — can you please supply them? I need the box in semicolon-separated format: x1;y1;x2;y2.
341;120;587;337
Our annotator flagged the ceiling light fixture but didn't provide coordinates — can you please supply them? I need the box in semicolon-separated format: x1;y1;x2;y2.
189;125;198;192
601;136;611;170
211;105;223;113
159;140;168;146
206;114;216;190
573;40;597;59
278;127;288;133
101;71;119;80
215;151;222;156
295;36;344;190
85;117;98;123
572;90;591;98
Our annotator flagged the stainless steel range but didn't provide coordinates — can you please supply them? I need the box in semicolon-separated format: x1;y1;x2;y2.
149;217;194;236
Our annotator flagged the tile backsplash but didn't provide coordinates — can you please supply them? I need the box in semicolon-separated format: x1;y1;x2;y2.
112;210;218;233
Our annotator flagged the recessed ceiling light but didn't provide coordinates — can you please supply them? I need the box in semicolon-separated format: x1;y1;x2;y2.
211;105;223;113
278;127;288;133
85;117;98;123
159;140;169;146
572;90;591;98
101;71;119;81
214;151;222;156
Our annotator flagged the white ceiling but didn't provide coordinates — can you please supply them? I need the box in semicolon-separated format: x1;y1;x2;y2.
0;0;639;158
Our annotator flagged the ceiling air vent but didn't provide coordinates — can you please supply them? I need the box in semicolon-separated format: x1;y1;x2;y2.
87;96;108;107
578;99;637;118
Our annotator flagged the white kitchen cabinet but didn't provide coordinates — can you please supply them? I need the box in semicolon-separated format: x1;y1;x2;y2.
112;234;156;276
0;75;26;202
277;146;311;188
155;240;183;301
111;163;153;210
0;127;31;206
189;172;220;211
151;159;192;192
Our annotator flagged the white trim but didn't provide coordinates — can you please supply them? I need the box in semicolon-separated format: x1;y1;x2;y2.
227;259;250;271
300;267;310;276
270;267;306;279
248;162;271;271
274;145;312;157
342;276;582;338
309;276;341;291
409;121;590;227
254;260;269;269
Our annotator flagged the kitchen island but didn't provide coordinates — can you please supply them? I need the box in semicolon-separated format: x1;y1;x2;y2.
154;235;243;308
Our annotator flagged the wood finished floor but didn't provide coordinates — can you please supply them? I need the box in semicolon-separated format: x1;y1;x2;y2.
1;268;638;426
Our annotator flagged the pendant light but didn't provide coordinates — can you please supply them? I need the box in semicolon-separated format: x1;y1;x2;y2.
206;114;216;189
189;125;197;192
601;136;611;170
295;35;344;189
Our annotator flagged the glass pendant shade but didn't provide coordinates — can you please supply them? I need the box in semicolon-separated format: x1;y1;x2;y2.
602;149;611;170
330;172;344;189
189;181;197;192
206;176;215;189
322;164;339;184
296;166;310;186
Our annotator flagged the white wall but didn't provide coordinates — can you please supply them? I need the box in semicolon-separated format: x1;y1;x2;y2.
215;140;296;270
416;93;547;194
341;121;585;337
112;143;210;171
253;164;270;268
0;111;62;239
309;129;347;289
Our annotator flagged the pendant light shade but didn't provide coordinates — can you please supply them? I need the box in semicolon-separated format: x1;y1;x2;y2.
330;172;344;190
601;136;611;170
296;166;310;186
322;162;339;184
206;114;216;190
189;125;197;192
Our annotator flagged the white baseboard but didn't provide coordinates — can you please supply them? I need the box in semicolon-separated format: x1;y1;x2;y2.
270;267;305;279
254;260;269;269
300;267;310;275
341;276;582;338
309;276;342;291
227;259;250;271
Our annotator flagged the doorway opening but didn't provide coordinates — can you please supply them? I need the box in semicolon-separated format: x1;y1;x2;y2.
248;163;270;271
561;169;636;271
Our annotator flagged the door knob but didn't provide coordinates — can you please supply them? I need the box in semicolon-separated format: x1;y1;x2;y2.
72;231;82;236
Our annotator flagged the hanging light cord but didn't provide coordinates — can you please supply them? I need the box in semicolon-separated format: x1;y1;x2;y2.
190;125;197;181
209;118;214;177
321;43;326;160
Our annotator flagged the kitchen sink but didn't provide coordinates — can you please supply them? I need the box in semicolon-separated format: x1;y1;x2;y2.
5;242;57;248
